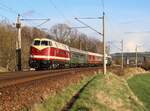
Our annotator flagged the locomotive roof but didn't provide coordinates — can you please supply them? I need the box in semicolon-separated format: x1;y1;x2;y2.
33;38;70;51
32;38;111;58
50;40;70;51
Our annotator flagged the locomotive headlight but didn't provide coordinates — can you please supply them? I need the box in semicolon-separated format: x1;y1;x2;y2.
30;55;34;58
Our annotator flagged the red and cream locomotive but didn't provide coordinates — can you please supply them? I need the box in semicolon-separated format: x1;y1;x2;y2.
29;38;111;69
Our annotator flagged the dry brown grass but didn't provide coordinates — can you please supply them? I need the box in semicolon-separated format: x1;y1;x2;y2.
0;67;8;73
122;67;146;79
111;67;146;79
123;67;145;75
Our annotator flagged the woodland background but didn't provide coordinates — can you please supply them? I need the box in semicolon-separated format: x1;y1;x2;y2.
0;19;108;71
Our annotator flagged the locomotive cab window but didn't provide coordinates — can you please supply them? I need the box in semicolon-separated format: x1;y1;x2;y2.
41;41;48;46
33;40;40;45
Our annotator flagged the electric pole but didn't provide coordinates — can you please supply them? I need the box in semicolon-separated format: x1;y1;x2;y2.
74;12;106;74
102;12;106;74
79;35;81;50
15;14;50;71
135;45;138;68
16;14;22;71
121;40;124;69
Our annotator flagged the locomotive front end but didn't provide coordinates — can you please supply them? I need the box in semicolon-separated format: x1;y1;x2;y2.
29;38;51;69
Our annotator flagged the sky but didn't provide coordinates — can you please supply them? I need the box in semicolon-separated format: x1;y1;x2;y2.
0;0;150;53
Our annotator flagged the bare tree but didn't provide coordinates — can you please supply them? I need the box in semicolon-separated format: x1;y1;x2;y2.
0;21;109;71
50;24;72;43
0;23;16;71
49;23;107;53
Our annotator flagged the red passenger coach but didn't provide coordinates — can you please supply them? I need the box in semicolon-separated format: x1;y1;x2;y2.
88;52;103;66
29;38;70;69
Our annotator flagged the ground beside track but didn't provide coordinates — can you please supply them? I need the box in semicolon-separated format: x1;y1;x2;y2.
0;68;99;111
31;67;149;111
1;67;148;111
30;74;97;111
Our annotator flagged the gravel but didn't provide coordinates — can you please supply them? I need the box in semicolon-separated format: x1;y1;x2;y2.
0;69;98;111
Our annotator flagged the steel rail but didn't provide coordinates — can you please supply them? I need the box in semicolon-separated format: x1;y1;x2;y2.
0;67;101;88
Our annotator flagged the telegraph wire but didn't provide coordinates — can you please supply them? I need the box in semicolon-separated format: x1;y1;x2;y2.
0;1;24;23
20;0;47;18
0;5;17;15
48;0;67;21
0;1;18;15
0;14;10;21
36;19;50;27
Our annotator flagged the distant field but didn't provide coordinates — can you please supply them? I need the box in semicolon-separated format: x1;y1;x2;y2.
128;73;150;110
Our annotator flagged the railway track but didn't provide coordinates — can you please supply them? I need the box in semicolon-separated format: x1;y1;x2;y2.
0;67;102;88
0;66;120;111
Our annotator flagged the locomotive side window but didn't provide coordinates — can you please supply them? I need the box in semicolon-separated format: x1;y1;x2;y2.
41;41;48;46
34;40;40;45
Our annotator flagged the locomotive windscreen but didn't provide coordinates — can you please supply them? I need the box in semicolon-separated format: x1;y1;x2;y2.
41;41;48;46
33;40;40;45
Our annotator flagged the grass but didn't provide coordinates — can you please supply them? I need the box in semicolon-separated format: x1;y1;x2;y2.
128;73;150;110
71;73;146;111
28;74;97;111
26;71;150;111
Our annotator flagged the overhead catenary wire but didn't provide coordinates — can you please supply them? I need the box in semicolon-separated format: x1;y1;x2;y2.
75;18;102;35
14;0;50;27
0;1;19;15
0;14;9;20
20;0;47;18
48;0;82;33
108;41;123;53
0;1;25;23
0;0;49;27
20;17;50;28
48;0;67;20
36;19;51;27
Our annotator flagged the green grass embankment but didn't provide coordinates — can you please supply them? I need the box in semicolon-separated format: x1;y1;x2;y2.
128;73;150;110
71;73;146;111
29;74;97;111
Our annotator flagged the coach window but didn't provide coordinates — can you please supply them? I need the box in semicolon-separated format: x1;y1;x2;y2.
41;40;48;46
34;40;40;45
